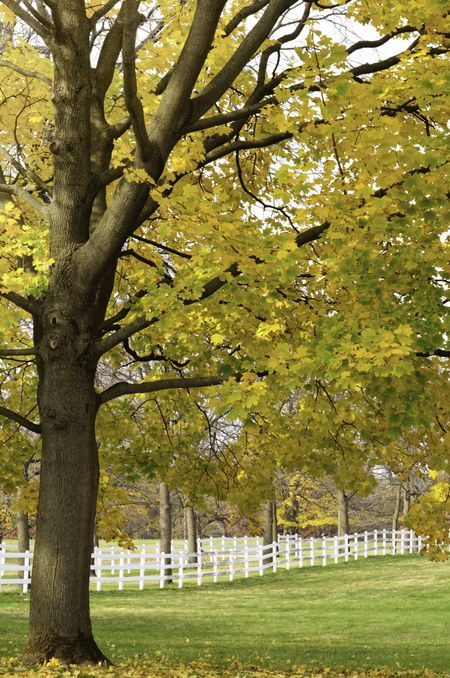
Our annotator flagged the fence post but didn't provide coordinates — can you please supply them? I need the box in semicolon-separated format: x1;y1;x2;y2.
322;536;327;566
409;529;414;554
244;543;250;577
159;551;165;589
97;548;102;592
299;537;303;568
400;529;405;555
119;553;124;591
23;550;30;593
364;531;368;558
213;551;219;583
233;535;237;550
374;530;378;557
334;536;338;564
344;533;349;562
310;537;315;567
353;533;358;561
178;553;184;589
139;545;145;591
382;529;387;556
229;550;234;582
258;543;264;576
392;530;396;555
272;542;277;573
127;549;131;574
197;548;202;586
209;536;214;553
418;534;423;552
286;536;290;571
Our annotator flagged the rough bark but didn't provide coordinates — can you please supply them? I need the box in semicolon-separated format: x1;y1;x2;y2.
402;485;411;516
263;500;275;546
22;295;107;666
159;481;172;583
337;490;350;537
185;505;197;564
392;485;401;533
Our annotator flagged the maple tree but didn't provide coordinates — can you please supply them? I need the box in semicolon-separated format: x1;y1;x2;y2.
0;0;448;666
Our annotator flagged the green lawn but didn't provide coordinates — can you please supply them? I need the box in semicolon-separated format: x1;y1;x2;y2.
0;555;449;674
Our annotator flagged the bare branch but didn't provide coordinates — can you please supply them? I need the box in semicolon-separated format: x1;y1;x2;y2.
0;405;41;434
350;36;420;77
347;26;419;55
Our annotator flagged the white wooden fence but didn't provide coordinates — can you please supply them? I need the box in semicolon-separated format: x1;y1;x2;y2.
0;529;423;593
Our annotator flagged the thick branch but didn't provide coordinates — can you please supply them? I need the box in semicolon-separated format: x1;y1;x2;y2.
1;0;50;41
122;0;152;160
147;0;227;157
189;0;296;122
0;291;39;315
95;3;126;100
98;375;226;405
0;405;41;434
0;347;36;357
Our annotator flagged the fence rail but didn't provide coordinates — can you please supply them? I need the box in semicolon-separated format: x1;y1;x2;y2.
0;529;423;593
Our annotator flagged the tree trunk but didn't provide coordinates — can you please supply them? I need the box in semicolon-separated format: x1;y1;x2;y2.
16;511;30;587
263;500;274;546
272;500;278;542
22;342;107;665
392;485;401;533
402;485;410;516
159;481;172;583
185;505;197;564
337;490;350;536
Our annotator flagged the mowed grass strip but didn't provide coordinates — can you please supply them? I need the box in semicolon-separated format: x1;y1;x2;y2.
0;556;449;674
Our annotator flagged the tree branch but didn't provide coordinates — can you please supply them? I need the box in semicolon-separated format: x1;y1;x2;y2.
1;0;50;41
0;405;41;434
0;291;39;315
147;0;227;158
0;347;36;357
98;375;226;405
122;0;152;160
0;183;48;215
347;26;419;55
89;0;122;26
0;58;52;86
224;0;271;36
189;0;297;122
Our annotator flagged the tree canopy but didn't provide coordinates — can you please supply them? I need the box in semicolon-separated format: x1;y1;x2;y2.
0;0;448;665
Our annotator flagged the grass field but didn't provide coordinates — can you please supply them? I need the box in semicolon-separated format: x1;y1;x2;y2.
0;555;449;675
